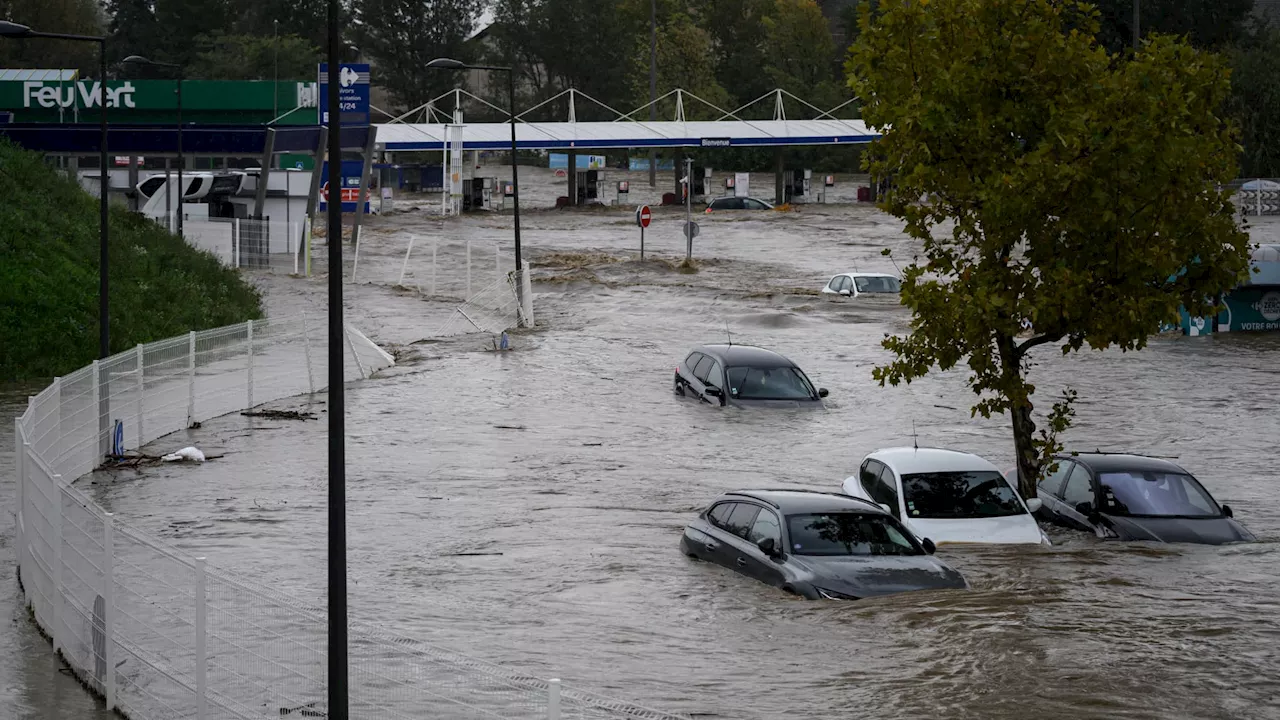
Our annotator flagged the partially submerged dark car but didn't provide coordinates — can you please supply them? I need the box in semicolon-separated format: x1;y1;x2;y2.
680;489;968;600
1033;453;1254;545
674;344;827;408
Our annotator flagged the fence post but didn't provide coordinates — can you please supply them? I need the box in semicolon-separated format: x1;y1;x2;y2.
301;311;316;394
135;344;144;448
54;375;62;445
91;359;101;459
187;331;196;426
521;259;535;328
547;678;561;720
344;324;367;380
467;240;472;298
400;236;415;287
232;219;240;267
496;241;501;285
14;419;24;585
103;512;116;710
431;240;438;296
52;476;63;654
246;320;255;409
195;556;208;720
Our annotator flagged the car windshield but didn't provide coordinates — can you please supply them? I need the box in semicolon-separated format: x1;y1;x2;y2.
786;513;921;556
726;366;816;400
1097;471;1220;518
854;276;901;293
901;471;1026;519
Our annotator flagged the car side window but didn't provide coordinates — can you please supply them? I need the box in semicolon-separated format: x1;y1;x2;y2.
1062;465;1095;507
860;460;884;498
704;360;723;389
708;502;735;528
684;352;703;372
1040;460;1072;497
746;509;782;547
746;199;766;209
828;277;842;291
839;276;853;293
876;465;901;514
693;355;715;382
724;503;761;539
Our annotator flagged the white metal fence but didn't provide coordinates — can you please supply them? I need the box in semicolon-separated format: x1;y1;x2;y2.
12;316;684;720
155;215;310;274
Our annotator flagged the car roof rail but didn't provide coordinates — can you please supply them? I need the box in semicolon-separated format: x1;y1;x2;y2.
725;488;880;510
1064;449;1181;460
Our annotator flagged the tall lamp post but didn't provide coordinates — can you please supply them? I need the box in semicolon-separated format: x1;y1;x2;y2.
425;57;523;312
0;20;110;359
123;56;183;238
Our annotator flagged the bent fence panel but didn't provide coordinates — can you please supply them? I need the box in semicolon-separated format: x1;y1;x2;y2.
11;316;690;720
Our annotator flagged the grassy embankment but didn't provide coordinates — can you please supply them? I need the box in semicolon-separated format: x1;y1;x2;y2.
0;140;262;382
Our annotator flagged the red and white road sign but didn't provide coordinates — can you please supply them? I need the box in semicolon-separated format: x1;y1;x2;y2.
636;205;652;228
321;183;361;203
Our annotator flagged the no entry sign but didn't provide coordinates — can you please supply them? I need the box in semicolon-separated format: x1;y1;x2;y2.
635;205;652;228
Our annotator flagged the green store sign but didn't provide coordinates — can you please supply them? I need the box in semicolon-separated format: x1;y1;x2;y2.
0;79;320;125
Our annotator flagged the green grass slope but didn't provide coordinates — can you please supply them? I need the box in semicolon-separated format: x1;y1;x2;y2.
0;140;263;382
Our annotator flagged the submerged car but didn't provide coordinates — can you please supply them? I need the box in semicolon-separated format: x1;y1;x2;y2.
680;489;968;600
674;344;828;408
842;448;1049;545
821;272;901;298
705;196;774;212
1033;453;1254;544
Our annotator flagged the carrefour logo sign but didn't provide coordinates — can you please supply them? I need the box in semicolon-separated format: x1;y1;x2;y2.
23;81;137;109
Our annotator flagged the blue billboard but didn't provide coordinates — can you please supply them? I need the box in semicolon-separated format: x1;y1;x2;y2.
318;63;370;126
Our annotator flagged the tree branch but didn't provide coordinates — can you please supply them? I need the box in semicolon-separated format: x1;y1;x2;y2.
1016;331;1065;355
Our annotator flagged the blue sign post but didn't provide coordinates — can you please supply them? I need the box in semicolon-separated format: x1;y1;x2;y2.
317;63;370;126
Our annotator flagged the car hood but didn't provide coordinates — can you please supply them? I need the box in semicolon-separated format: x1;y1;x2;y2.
905;515;1046;545
789;554;966;598
1102;515;1255;545
727;398;824;409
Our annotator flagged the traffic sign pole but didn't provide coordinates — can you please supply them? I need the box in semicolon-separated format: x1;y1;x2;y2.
635;204;652;260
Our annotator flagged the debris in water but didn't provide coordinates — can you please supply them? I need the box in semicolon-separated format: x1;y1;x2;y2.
493;424;526;430
242;409;318;421
444;552;504;557
161;446;206;463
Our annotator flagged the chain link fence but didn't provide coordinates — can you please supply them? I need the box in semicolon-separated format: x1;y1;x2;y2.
12;315;682;720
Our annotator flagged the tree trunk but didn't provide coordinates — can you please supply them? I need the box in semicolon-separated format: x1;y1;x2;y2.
996;331;1041;498
1010;401;1039;499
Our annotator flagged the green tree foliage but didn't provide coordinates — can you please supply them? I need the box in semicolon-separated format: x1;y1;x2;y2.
354;0;483;110
1088;0;1256;55
150;0;234;67
850;0;1251;495
0;141;262;381
702;0;775;108
1228;27;1280;178
0;0;103;75
187;33;320;81
626;10;732;116
762;0;841;107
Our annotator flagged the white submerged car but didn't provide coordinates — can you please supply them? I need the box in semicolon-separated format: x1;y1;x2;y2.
821;272;901;298
841;447;1050;546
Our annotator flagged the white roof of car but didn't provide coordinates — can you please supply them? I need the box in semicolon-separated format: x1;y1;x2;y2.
835;272;898;279
866;447;1000;476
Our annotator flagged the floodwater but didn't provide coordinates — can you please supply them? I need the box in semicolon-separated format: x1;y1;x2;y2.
8;167;1280;719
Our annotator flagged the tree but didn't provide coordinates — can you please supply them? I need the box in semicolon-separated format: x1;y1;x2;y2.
188;33;321;81
849;0;1251;497
103;0;159;66
762;0;841;108
1227;27;1280;177
0;0;103;75
701;0;774;110
626;10;732;116
150;0;234;67
1088;0;1256;55
353;0;482;110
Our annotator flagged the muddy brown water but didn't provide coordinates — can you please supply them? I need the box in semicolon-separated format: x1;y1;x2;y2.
5;170;1280;719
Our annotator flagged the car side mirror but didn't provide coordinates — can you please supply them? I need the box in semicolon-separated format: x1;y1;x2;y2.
877;503;893;514
839;289;851;296
818;388;829;398
757;537;780;559
704;386;723;398
1075;501;1094;517
921;538;936;555
1025;498;1042;513
1221;504;1234;518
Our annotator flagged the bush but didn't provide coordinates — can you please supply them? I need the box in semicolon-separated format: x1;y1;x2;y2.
0;140;263;381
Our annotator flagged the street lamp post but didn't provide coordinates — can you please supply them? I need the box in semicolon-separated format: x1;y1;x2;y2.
123;56;183;238
1;20;109;359
425;58;523;300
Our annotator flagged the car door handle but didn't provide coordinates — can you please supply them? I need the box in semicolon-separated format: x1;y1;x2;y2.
704;541;719;551
736;557;747;568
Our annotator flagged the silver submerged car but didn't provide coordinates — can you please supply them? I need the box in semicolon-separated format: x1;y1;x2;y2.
674;344;827;408
680;489;968;600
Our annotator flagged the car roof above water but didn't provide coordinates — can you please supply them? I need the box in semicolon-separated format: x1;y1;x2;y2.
869;447;1000;476
1061;453;1189;475
722;489;885;515
694;344;796;368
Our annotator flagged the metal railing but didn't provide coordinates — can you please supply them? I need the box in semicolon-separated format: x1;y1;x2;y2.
11;316;683;720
